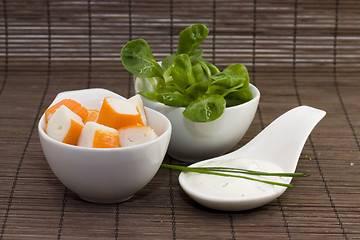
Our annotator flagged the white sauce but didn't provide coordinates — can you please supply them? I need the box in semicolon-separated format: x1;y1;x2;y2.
183;158;288;199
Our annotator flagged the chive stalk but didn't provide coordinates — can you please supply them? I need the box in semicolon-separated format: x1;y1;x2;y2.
161;163;309;188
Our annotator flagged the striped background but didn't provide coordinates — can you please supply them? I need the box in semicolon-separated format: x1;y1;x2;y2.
0;0;359;239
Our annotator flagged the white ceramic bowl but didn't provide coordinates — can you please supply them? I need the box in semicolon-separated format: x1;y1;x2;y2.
135;78;260;162
38;88;172;203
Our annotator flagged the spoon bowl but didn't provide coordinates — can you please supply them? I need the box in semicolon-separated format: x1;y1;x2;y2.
179;106;326;211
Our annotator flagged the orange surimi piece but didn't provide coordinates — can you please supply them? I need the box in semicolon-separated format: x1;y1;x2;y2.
118;124;158;147
45;99;89;123
128;94;148;126
84;109;99;123
97;97;142;130
46;105;84;145
78;122;120;148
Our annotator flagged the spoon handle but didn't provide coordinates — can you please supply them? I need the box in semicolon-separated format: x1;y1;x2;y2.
225;106;326;172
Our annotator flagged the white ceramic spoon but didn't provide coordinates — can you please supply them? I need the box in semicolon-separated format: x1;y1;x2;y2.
179;106;326;211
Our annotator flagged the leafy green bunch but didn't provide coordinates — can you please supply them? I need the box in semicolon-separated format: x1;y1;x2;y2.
120;24;253;123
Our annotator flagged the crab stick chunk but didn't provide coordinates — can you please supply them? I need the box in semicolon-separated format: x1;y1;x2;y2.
46;105;84;145
118;124;158;147
78;122;120;148
97;97;142;130
84;109;99;123
128;94;148;126
45;99;89;123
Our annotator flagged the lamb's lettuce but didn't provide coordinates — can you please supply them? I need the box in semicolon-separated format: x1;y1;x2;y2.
183;94;226;122
120;24;253;122
176;24;209;55
120;39;163;79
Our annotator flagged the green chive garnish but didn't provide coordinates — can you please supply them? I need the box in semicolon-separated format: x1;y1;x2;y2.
161;163;309;188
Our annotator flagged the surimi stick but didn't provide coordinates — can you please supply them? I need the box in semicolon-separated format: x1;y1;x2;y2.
45;99;89;123
97;97;142;130
46;105;84;145
128;94;148;126
118;124;158;147
78;122;120;148
84;109;99;123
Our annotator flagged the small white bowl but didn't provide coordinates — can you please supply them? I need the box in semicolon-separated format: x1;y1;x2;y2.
135;78;260;162
38;88;172;203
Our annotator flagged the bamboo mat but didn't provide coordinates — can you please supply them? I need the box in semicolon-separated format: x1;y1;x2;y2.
1;0;359;239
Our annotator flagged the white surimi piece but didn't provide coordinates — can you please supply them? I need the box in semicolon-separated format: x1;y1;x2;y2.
77;121;119;148
128;94;148;126
107;97;139;115
119;125;158;147
46;105;84;143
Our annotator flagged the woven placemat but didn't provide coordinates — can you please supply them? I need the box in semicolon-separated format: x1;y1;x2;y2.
1;0;359;239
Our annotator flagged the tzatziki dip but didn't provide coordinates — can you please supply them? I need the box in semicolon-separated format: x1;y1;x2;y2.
182;158;288;199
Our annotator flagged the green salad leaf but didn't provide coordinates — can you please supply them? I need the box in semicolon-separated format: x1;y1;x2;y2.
225;88;253;107
171;54;196;91
120;24;254;123
183;94;226;122
120;39;163;79
161;91;193;107
176;24;209;55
